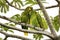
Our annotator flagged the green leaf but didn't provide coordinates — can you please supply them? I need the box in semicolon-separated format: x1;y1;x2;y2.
3;27;8;31
0;38;2;40
11;14;21;21
0;24;8;31
9;24;15;26
25;0;46;6
5;23;9;25
33;34;43;40
3;23;15;31
25;0;37;6
0;0;9;13
53;22;59;31
5;23;16;27
52;16;60;31
8;30;14;33
10;0;23;8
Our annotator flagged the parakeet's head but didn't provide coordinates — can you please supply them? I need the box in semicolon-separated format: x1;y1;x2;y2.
25;6;33;12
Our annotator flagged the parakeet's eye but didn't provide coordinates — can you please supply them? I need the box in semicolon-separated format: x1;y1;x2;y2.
29;8;32;11
24;7;33;12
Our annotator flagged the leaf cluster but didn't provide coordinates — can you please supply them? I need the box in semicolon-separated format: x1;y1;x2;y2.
0;0;9;13
10;0;23;8
51;15;60;32
0;0;46;13
0;22;15;33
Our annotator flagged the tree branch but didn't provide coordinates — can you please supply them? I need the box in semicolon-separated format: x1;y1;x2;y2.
45;39;52;40
36;0;57;37
0;15;43;31
4;36;8;40
5;0;58;11
0;22;54;39
0;30;32;40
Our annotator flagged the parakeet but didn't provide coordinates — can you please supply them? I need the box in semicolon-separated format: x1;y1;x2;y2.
30;11;41;29
21;6;33;36
30;10;48;30
30;9;48;40
21;6;48;36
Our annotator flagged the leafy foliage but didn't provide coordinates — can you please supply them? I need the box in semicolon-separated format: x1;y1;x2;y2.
25;0;46;6
0;38;2;40
11;14;21;21
0;0;46;13
0;25;8;31
25;0;37;5
5;23;15;27
0;0;9;13
0;23;15;33
52;16;60;31
33;34;43;40
0;0;23;13
10;0;23;8
8;29;14;33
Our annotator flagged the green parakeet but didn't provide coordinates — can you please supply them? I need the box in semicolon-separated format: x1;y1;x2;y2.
21;6;48;37
30;10;48;30
21;6;33;36
30;9;48;40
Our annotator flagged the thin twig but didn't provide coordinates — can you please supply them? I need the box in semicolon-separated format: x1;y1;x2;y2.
45;39;52;40
0;30;32;40
4;36;8;40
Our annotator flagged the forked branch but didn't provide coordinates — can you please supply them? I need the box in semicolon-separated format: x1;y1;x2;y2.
0;30;32;40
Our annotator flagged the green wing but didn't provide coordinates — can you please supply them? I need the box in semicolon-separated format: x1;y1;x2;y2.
36;12;48;29
30;11;48;29
21;12;29;29
30;11;40;27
